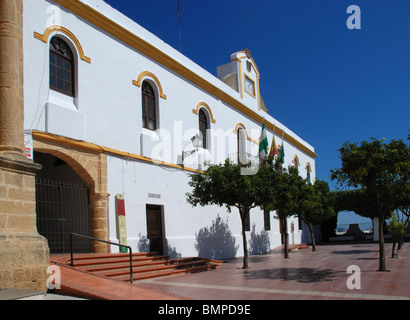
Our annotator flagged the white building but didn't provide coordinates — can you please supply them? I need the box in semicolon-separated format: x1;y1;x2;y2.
23;0;317;259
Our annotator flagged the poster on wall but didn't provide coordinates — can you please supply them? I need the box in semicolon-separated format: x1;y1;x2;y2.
115;193;128;253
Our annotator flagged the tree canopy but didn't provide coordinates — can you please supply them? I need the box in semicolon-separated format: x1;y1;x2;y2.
331;137;410;271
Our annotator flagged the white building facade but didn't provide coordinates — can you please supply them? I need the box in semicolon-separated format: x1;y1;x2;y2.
23;0;317;259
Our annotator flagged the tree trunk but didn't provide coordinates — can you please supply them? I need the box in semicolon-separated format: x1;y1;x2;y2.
307;222;316;252
378;216;386;271
281;216;289;259
239;207;249;269
398;215;409;251
391;242;396;258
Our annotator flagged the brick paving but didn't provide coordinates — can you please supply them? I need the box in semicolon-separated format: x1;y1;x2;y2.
137;242;410;300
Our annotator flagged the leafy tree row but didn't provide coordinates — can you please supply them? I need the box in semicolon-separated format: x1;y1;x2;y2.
186;157;334;269
186;134;409;271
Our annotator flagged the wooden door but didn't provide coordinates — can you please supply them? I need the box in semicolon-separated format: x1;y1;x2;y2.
146;205;163;255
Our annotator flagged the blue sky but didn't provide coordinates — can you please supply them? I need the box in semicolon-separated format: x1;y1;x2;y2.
104;0;410;194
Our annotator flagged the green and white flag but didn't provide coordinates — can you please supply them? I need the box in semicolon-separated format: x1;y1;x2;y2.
280;131;285;164
259;118;269;162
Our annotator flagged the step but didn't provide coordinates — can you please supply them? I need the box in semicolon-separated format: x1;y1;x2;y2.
69;252;156;262
66;252;222;282
113;264;218;282
70;255;169;267
78;259;169;273
90;259;216;278
100;264;178;278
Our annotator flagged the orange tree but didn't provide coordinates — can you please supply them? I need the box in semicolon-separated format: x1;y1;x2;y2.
331;137;409;271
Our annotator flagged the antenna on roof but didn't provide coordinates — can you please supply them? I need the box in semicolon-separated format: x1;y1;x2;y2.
177;0;182;52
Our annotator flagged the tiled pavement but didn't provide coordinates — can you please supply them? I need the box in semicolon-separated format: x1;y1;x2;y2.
137;243;410;300
11;242;409;300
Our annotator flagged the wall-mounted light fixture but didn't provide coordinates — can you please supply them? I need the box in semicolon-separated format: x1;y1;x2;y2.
181;134;202;168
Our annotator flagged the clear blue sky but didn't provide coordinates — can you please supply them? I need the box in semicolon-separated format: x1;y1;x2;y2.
104;0;410;192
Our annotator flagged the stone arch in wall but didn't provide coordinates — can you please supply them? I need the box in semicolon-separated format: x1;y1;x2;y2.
33;136;109;253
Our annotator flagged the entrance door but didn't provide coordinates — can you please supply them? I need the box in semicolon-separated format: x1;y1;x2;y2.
146;205;164;255
36;177;92;254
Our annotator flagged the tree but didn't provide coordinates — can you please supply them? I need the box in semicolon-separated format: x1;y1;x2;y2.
298;180;336;252
255;161;302;258
331;137;410;271
387;214;405;258
186;160;262;269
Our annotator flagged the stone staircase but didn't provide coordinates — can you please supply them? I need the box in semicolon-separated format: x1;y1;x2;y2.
59;252;221;282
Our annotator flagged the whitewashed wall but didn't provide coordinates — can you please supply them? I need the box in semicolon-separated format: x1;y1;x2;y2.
23;0;315;258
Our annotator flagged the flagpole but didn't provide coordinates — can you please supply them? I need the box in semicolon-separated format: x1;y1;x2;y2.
177;0;182;52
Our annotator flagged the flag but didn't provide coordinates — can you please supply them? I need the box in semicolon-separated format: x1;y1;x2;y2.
259;119;269;162
280;130;285;164
269;126;278;158
280;141;285;164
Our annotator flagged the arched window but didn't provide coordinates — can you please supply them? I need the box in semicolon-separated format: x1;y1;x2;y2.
198;109;208;149
142;81;156;130
49;36;75;96
293;156;299;169
306;163;312;184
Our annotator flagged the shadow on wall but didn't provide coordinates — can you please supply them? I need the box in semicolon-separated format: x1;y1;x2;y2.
195;214;239;260
248;224;270;255
137;233;182;259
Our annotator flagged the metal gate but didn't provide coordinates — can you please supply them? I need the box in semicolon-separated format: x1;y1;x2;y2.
36;177;92;254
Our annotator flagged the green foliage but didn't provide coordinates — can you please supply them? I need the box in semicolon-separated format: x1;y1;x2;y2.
387;214;406;242
330;136;410;271
330;137;410;219
186;159;257;212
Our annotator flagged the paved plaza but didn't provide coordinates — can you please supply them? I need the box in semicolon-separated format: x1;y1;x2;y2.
3;242;409;301
137;242;410;300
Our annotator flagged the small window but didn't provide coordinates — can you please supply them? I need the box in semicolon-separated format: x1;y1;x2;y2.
142;81;156;130
198;109;208;149
49;36;75;96
306;164;312;184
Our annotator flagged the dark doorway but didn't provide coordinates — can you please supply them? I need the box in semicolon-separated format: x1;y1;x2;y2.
34;152;92;254
146;205;164;255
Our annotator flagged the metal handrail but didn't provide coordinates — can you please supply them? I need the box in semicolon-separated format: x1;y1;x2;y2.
70;233;134;283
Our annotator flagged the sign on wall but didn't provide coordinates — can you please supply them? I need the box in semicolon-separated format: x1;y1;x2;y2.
115;194;128;253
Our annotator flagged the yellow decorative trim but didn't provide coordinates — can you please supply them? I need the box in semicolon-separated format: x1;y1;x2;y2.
32;130;201;174
133;71;167;100
292;155;300;167
257;76;262;111
244;74;256;98
34;25;91;63
233;50;260;77
239;59;243;99
192;102;216;124
233;123;258;145
305;162;312;172
51;0;317;159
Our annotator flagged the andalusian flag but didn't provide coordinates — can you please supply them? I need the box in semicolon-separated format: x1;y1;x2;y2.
280;131;285;164
280;141;285;164
259;119;269;162
269;125;278;158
